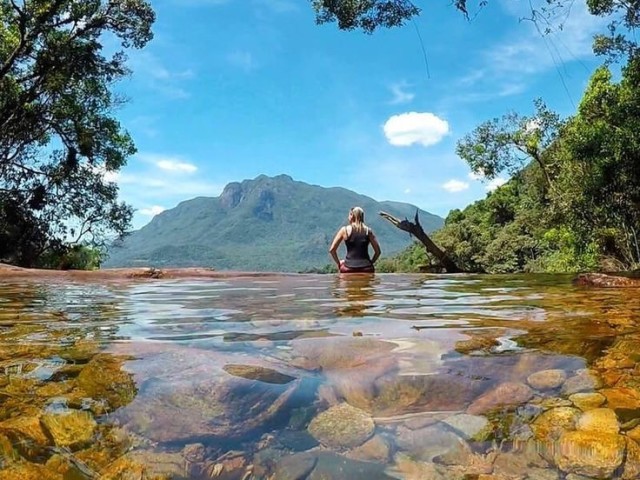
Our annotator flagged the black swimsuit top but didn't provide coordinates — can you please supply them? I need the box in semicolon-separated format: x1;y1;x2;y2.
344;226;372;269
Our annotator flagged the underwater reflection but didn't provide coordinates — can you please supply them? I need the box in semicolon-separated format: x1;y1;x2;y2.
331;273;377;317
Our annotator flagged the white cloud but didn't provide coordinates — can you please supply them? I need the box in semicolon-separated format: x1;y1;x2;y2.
139;205;166;216
156;159;198;173
388;82;415;105
383;112;450;147
486;177;508;191
136;153;198;174
468;171;485;181
442;179;470;193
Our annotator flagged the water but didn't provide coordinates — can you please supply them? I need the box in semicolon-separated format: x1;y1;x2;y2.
1;273;640;479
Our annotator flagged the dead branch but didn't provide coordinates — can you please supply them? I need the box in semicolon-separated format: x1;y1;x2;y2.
379;210;463;273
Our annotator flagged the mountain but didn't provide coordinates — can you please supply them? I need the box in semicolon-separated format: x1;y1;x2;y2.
104;174;444;272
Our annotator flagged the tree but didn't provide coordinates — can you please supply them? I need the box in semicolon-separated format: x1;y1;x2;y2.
0;0;155;267
310;0;640;62
455;99;563;190
557;59;640;267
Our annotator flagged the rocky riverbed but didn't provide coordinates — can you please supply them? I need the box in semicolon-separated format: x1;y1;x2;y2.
1;273;640;479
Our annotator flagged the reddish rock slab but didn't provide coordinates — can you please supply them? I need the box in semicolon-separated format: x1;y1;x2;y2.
574;273;640;288
0;263;300;283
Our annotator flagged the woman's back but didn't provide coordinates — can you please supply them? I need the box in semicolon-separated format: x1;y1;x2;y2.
344;226;372;268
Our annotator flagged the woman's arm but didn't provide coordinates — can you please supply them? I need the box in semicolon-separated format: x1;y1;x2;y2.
369;230;381;264
329;227;346;267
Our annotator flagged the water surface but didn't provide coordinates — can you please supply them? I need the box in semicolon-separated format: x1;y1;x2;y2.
1;273;640;479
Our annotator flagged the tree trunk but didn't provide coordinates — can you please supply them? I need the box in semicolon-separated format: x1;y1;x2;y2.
379;211;464;273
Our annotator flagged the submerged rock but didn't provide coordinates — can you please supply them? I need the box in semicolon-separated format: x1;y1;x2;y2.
575;408;619;434
222;364;296;384
77;354;137;411
395;422;470;463
442;413;492;442
569;392;606;411
554;431;625;478
347;434;391;463
387;453;447;480
467;382;534;415
308;403;374;449
41;410;97;450
308;452;396;480
0;462;63;480
0;415;50;459
108;344;303;443
561;370;603;396
99;451;185;480
120;374;300;443
273;452;318;480
527;369;567;391
531;407;580;441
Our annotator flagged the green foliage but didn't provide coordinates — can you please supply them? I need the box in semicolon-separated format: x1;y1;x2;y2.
38;244;104;270
310;0;640;63
0;0;155;267
388;57;640;275
456;99;561;189
311;0;421;33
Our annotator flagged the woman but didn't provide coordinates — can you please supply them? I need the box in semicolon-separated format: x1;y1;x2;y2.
329;206;381;273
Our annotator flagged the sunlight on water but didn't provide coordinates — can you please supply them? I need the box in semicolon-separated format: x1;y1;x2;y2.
1;273;640;479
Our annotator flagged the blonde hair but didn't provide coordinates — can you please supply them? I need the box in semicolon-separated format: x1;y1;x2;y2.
349;206;367;232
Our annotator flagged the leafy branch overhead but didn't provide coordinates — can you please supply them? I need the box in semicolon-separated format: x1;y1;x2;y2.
0;0;155;267
310;0;640;60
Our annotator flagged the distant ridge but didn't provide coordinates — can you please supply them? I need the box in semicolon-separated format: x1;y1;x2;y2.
104;174;444;272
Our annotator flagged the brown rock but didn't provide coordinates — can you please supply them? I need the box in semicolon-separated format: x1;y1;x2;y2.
467;382;534;415
389;453;447;480
627;424;640;442
223;363;296;384
77;354;137;411
561;370;603;396
396;423;470;463
0;416;50;459
555;431;625;478
347;435;390;462
0;462;63;480
527;369;567;391
573;273;640;288
623;437;640;480
531;407;580;441
601;387;640;410
41;410;97;450
575;408;619;434
569;392;606;411
273;452;318;480
308;403;374;449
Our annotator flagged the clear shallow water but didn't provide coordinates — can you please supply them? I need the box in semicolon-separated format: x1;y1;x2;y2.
1;273;640;479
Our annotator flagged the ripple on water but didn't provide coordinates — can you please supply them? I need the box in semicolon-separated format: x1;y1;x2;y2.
0;273;640;478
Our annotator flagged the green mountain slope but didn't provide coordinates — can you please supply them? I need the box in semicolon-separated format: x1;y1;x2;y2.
104;174;443;271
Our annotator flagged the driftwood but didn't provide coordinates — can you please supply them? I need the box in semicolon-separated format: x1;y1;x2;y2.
379;211;463;273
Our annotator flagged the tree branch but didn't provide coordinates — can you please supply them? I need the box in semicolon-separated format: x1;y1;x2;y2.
379;210;464;273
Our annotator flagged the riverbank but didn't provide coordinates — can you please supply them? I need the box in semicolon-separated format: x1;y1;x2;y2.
0;263;294;282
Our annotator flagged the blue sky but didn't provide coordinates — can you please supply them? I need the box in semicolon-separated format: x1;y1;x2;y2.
109;0;607;229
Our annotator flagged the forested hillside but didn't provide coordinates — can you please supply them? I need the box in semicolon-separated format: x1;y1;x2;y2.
105;175;443;272
386;60;640;274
